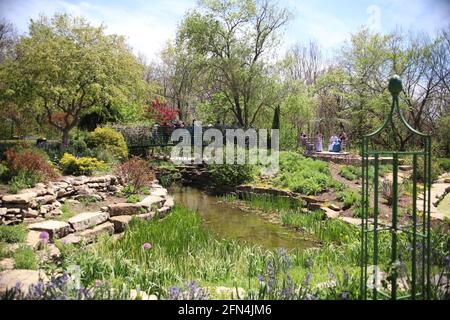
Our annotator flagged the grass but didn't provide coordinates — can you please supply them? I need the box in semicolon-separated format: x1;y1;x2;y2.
59;205;365;299
0;225;27;243
57;204;77;221
126;194;140;203
12;246;38;270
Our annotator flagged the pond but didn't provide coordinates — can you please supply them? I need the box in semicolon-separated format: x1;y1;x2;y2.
171;186;316;251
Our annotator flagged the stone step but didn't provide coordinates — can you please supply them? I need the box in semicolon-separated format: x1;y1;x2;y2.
157;206;171;218
150;188;168;197
137;195;165;210
322;207;340;219
77;222;114;243
27;220;71;239
0;269;48;294
68;211;109;232
2;192;37;205
163;196;174;208
110;216;132;233
108;203;144;216
59;234;83;245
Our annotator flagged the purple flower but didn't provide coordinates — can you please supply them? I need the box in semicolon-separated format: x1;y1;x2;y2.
39;231;50;241
142;242;152;250
95;280;102;286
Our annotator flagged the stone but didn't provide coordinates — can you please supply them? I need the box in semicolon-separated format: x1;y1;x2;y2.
7;208;21;214
137;195;165;210
19;187;46;196
307;203;322;211
322;207;339;219
445;178;450;184
301;195;324;203
328;203;341;211
77;222;114;243
100;206;108;212
89;176;106;184
164;196;174;208
68;211;109;232
150;188;168;197
156;206;171;218
65;199;80;204
59;234;82;245
48;208;62;217
25;208;39;218
110;215;132;233
2;192;37;204
28;220;71;239
107;185;118;192
108;203;143;216
0;208;7;216
214;286;246;299
130;289;151;300
399;165;413;171
135;212;155;221
339;217;362;226
35;194;56;205
0;270;47;294
53;201;62;208
37;244;61;263
26;231;43;250
0;258;15;271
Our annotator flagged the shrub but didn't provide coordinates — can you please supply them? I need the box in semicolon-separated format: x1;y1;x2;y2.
208;163;255;189
4;148;59;184
276;152;337;195
114;156;155;191
127;194;140;203
417;159;440;183
336;189;360;208
59;153;106;176
437;158;450;174
87;127;128;161
0;225;27;243
0;163;9;182
338;166;360;181
8;170;42;193
380;179;404;206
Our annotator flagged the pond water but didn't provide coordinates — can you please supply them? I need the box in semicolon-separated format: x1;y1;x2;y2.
171;186;316;251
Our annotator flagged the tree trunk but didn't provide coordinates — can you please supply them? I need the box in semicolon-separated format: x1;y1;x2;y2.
62;129;70;148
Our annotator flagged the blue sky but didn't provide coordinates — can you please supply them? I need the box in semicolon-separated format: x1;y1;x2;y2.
1;0;449;61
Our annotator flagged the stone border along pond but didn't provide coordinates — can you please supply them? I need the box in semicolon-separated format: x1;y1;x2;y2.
0;174;174;246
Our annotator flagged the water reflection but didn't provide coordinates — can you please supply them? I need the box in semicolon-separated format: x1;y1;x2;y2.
171;186;315;250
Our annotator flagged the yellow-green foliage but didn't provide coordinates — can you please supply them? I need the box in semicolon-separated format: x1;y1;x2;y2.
87;127;128;160
59;153;106;176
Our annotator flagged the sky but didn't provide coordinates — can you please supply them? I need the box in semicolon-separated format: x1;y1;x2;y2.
0;0;449;61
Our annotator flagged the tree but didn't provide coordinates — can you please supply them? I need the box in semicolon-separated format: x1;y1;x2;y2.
315;28;450;151
177;0;291;128
1;13;150;146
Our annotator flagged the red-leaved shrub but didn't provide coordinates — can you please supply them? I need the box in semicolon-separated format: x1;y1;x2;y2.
145;99;178;125
114;156;155;191
4;148;59;181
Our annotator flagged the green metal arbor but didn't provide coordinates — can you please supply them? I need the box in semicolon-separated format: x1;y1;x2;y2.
360;75;432;300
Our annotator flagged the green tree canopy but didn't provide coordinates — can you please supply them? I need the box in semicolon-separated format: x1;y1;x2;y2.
1;13;151;146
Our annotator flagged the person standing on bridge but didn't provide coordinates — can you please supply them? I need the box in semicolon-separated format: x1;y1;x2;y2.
315;131;323;152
